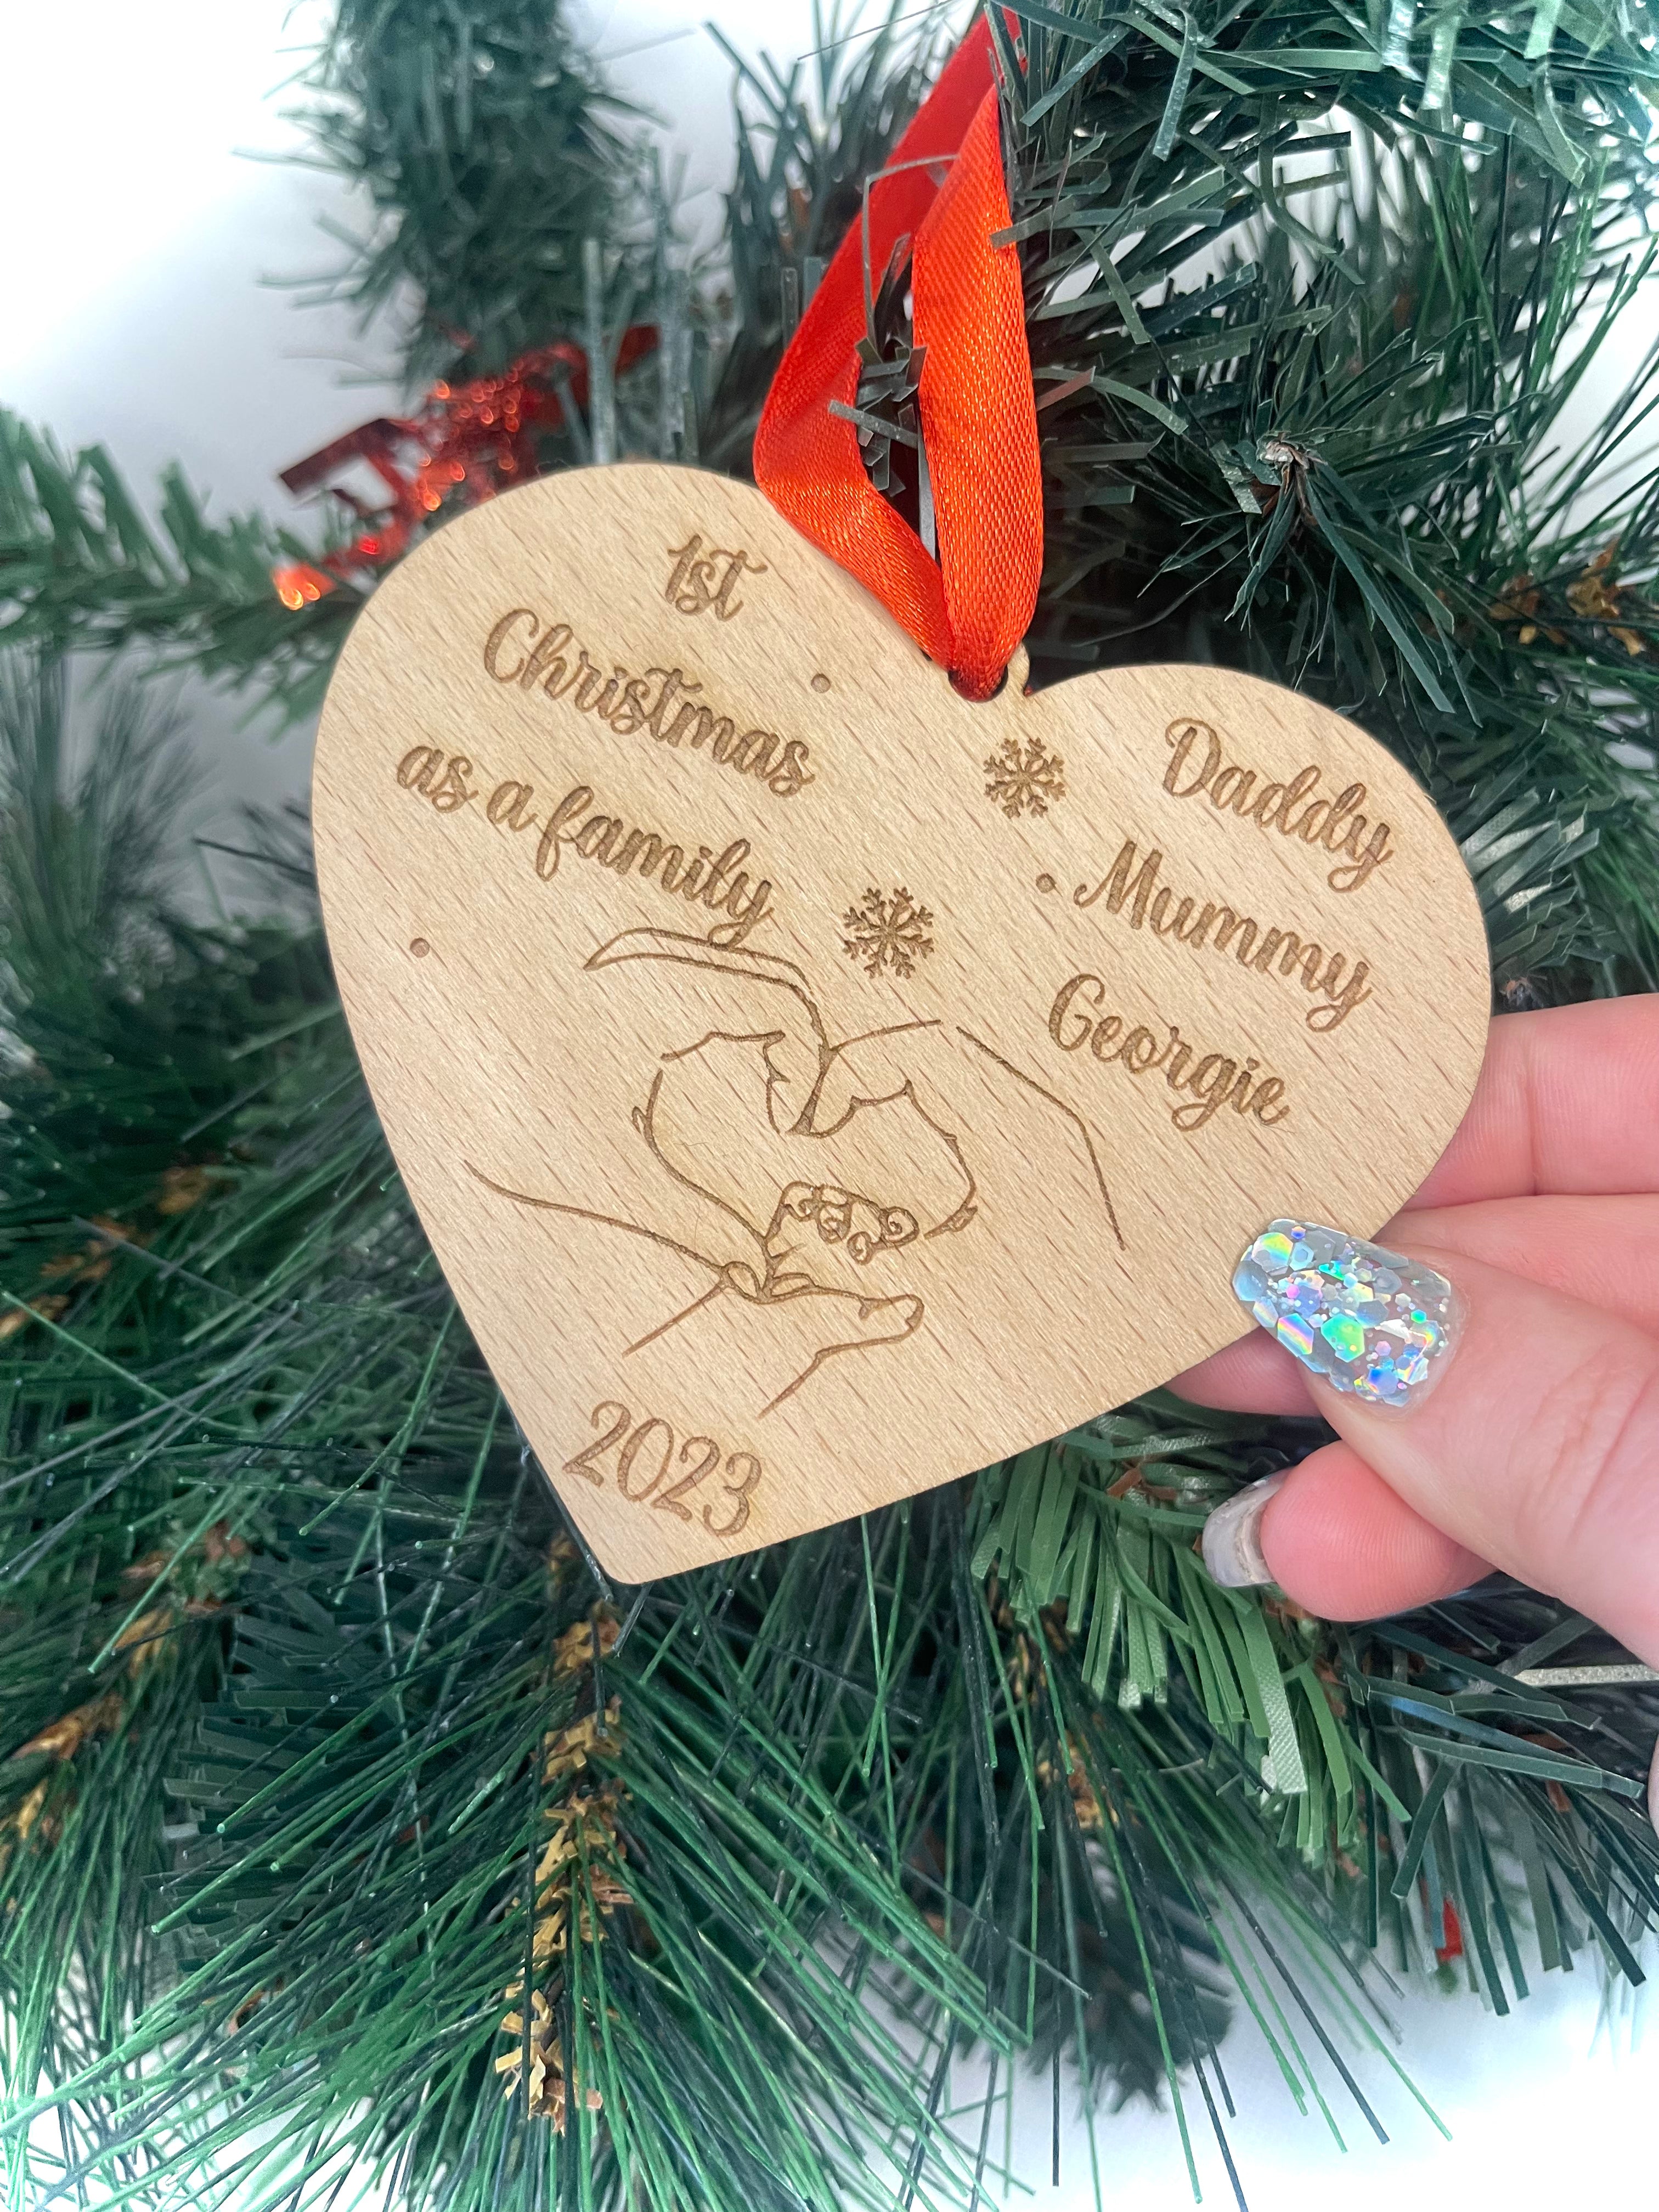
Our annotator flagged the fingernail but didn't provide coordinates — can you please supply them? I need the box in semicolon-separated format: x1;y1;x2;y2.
1234;1219;1458;1409
1201;1472;1289;1589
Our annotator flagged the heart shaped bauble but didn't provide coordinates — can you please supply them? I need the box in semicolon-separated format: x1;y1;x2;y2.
313;462;1490;1579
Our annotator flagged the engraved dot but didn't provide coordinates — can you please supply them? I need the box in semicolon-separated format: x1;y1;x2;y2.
410;938;431;957
811;673;832;693
1036;873;1057;894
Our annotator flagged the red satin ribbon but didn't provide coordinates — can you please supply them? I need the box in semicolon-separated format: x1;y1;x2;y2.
754;20;1041;702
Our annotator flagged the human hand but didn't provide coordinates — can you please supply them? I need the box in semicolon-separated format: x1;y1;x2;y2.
1172;997;1659;1664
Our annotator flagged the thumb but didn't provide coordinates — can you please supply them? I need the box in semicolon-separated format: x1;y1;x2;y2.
1204;1220;1659;1662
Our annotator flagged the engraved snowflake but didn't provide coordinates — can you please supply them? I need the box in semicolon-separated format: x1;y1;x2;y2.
840;886;936;979
984;735;1067;818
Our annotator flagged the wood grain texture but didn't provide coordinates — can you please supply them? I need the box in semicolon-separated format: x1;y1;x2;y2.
313;461;1491;1578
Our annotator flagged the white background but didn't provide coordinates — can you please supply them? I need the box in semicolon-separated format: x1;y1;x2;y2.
4;5;1658;2204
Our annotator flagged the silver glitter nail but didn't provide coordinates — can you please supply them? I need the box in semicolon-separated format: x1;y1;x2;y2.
1201;1472;1288;1589
1233;1219;1458;1408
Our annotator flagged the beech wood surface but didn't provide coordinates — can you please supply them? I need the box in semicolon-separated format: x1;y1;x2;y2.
313;461;1491;1578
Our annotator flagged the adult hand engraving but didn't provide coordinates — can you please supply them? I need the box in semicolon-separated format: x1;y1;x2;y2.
470;928;1128;1419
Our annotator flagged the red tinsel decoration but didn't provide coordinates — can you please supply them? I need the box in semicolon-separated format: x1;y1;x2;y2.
1435;1897;1465;1963
272;329;657;608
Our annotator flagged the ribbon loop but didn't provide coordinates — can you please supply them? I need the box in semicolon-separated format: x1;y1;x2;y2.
754;21;1041;702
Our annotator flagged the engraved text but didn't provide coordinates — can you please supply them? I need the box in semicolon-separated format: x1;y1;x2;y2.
664;533;766;619
563;1399;761;1537
531;783;774;946
1073;837;1373;1031
1048;975;1290;1132
483;608;812;799
395;749;777;949
1163;718;1395;893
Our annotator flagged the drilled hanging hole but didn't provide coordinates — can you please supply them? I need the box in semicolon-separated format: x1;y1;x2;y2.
950;664;1009;702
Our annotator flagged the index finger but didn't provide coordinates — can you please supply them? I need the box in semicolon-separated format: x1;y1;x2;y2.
1410;995;1659;1207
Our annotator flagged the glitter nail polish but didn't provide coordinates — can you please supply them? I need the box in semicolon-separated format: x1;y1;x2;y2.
1233;1219;1458;1407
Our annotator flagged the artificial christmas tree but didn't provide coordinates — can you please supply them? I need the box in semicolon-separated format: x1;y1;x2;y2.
4;3;1659;2207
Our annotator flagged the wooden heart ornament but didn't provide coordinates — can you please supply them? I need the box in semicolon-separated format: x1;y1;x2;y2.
313;462;1490;1579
